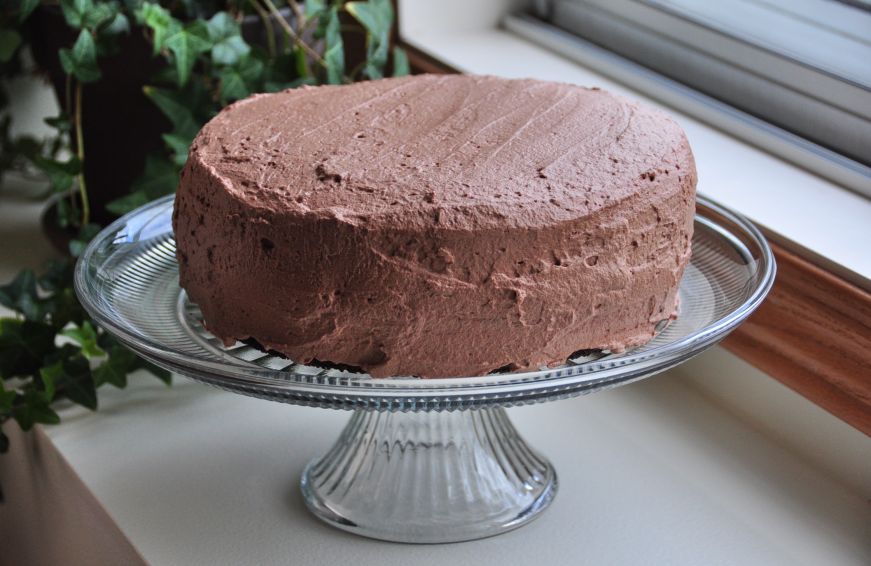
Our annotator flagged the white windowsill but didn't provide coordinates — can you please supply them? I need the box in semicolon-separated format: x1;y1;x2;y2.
43;364;871;566
399;1;871;282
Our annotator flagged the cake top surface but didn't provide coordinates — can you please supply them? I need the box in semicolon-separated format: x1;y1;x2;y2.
190;74;692;228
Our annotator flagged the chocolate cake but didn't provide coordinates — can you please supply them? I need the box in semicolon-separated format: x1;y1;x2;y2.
173;75;697;378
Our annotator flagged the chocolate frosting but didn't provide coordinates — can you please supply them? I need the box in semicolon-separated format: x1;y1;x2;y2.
173;75;697;377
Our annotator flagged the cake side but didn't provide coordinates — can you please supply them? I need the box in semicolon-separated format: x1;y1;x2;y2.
173;75;697;377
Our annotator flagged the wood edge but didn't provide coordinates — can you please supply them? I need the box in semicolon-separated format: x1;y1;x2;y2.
760;227;871;293
722;240;871;436
401;42;460;74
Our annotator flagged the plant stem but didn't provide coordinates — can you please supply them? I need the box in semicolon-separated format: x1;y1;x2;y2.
286;0;312;76
249;0;276;59
288;0;306;29
64;74;79;221
349;59;366;81
260;0;329;74
64;74;72;119
74;80;89;227
299;13;318;35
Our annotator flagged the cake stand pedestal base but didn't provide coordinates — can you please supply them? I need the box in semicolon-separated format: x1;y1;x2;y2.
76;195;775;545
300;407;557;543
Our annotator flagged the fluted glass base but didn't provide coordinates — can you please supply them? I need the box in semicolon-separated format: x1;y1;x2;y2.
300;407;557;543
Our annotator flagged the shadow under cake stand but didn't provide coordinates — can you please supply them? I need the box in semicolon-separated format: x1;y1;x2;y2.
75;194;775;544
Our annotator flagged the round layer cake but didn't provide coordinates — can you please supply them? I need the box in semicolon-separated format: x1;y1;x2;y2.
173;74;697;378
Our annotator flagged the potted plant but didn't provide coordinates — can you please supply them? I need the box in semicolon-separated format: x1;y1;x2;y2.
0;0;408;454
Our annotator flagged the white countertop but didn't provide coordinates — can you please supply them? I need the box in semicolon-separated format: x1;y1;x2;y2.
44;364;871;566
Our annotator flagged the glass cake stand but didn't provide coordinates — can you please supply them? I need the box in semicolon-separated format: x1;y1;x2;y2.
75;194;775;544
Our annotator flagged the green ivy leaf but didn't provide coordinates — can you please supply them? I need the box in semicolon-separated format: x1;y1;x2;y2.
32;155;81;193
44;114;72;133
61;321;106;359
161;133;192;166
346;0;393;79
60;0;94;29
12;389;61;430
140;361;171;385
141;87;199;167
54;354;98;411
144;84;203;166
92;345;135;387
305;0;326;18
0;318;56;379
323;7;344;84
59;0;117;32
392;46;409;77
130;154;179;197
52;294;77;330
213;34;249;67
207;12;250;66
293;45;308;77
237;54;265;84
136;2;182;55
164;22;212;87
59;30;101;83
39;360;61;402
45;287;86;331
107;154;178;215
103;13;130;36
219;67;248;104
0;381;16;412
83;3;117;31
0;128;43;172
143;86;199;138
0;270;42;321
94;336;171;386
38;259;74;293
56;198;74;229
345;0;394;38
0;29;22;63
19;0;40;23
105;190;152;216
68;223;101;258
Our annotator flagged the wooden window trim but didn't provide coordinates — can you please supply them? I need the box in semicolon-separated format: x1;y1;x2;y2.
396;25;871;435
721;235;871;436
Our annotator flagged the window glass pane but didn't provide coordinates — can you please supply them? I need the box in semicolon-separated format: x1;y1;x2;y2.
518;0;871;193
653;0;871;88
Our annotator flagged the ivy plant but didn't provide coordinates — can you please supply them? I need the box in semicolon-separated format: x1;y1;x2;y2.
0;0;407;454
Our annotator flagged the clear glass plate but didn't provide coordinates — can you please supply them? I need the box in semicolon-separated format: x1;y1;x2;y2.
74;194;775;543
75;194;774;409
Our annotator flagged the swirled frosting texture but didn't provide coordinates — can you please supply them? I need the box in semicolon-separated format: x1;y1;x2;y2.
173;75;697;377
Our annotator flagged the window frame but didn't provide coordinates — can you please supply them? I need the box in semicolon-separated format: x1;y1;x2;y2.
518;0;871;199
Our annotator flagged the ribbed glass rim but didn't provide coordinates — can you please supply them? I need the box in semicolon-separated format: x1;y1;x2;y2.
75;194;775;410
